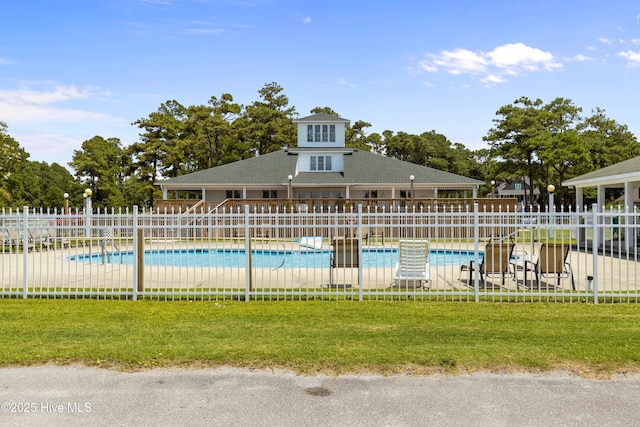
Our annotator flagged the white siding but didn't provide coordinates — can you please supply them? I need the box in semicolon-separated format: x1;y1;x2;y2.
297;122;346;148
297;152;344;173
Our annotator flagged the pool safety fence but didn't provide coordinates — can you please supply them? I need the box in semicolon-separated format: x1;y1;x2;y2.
1;203;639;302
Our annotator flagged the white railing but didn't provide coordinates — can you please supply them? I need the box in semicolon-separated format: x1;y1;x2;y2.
1;204;639;302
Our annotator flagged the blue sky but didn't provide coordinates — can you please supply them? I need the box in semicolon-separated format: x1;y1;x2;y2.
1;0;639;167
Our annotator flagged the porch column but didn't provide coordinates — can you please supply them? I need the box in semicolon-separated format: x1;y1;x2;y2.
597;185;605;246
624;181;633;210
201;187;206;201
162;187;168;200
242;187;247;199
575;187;584;212
433;187;438;198
471;187;477;198
345;186;350;199
597;185;606;208
625;181;634;250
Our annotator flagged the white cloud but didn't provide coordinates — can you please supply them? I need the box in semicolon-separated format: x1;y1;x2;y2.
183;25;225;35
15;132;82;165
0;84;117;123
302;16;311;24
598;37;615;45
487;43;560;72
337;78;356;88
429;48;487;75
0;85;93;105
418;42;561;86
0;57;15;65
617;50;640;67
568;54;594;62
0;101;113;123
481;74;504;86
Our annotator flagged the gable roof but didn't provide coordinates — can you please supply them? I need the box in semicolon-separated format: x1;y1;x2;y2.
293;113;350;123
160;148;482;188
562;155;640;188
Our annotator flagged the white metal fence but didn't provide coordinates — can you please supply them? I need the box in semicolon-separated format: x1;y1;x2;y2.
1;204;639;302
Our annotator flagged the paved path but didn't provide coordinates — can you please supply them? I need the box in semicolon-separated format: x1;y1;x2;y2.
1;366;639;426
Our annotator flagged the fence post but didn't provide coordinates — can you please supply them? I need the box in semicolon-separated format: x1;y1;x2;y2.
137;229;144;295
473;203;480;302
22;206;29;299
244;205;252;301
591;203;599;304
357;204;363;301
132;205;139;301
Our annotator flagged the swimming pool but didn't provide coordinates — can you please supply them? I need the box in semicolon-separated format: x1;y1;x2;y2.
69;248;482;269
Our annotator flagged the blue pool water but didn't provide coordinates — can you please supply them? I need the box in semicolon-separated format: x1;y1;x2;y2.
69;248;482;269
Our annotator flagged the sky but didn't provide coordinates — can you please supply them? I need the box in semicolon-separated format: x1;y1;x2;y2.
1;0;640;168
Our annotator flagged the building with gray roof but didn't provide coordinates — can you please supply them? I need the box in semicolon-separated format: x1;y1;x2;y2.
158;113;483;207
562;155;640;210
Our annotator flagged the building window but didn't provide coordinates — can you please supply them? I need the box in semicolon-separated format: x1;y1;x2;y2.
310;156;332;171
515;183;522;190
334;190;342;198
226;190;241;199
363;190;378;198
399;190;411;199
298;190;307;198
307;124;336;142
262;190;277;198
322;190;330;198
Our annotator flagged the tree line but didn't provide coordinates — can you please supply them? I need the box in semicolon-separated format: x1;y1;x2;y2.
1;83;638;210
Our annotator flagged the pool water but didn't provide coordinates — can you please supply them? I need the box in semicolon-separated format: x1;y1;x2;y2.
70;248;482;269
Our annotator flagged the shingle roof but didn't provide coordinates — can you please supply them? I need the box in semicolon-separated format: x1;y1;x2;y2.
160;149;483;187
293;113;350;123
563;155;640;186
342;150;482;185
162;151;297;185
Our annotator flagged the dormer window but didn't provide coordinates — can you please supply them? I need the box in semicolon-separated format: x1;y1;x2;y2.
310;155;332;171
307;125;336;143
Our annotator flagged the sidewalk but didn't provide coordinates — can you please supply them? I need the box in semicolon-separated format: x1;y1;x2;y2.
1;366;639;426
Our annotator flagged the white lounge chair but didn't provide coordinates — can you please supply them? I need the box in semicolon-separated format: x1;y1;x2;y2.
394;239;430;288
299;236;323;250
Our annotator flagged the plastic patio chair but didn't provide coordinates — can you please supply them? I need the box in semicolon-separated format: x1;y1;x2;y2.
394;239;430;289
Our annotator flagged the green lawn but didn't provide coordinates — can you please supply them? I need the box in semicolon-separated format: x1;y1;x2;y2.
1;299;639;378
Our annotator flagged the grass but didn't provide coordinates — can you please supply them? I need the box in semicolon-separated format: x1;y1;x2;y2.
1;299;639;378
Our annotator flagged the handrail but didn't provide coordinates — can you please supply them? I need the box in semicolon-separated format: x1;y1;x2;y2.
183;200;205;215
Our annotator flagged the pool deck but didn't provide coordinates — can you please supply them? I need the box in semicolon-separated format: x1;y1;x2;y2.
1;238;636;296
